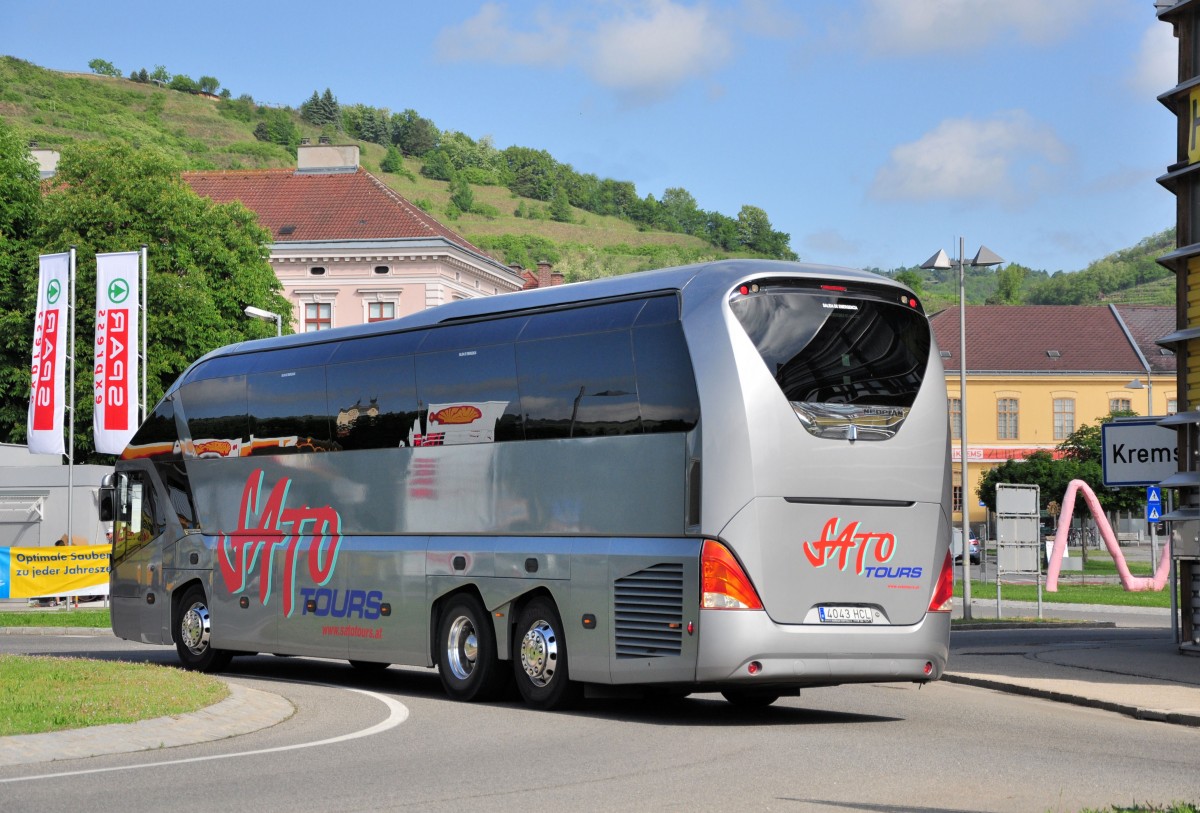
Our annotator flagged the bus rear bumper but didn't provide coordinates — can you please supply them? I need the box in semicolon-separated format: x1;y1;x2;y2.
695;609;951;687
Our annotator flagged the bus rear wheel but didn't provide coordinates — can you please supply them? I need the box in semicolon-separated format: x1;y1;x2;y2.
175;586;232;673
436;595;507;701
512;597;581;711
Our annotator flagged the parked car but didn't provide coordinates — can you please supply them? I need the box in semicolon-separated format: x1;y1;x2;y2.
951;528;982;564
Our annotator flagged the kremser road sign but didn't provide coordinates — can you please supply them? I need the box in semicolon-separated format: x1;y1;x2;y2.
1100;418;1177;487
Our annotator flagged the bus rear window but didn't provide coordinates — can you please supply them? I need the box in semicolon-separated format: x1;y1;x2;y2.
729;281;930;441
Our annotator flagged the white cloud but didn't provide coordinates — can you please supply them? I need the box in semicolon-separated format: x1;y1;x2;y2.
1129;22;1176;97
434;3;572;67
584;2;732;101
435;1;736;104
858;0;1117;55
869;111;1071;205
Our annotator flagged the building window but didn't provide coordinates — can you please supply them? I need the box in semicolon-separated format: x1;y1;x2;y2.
1168;399;1178;415
1053;398;1075;440
997;398;1019;439
309;266;326;276
1110;398;1131;413
304;302;332;331
952;485;963;514
374;265;389;275
367;301;395;322
949;398;962;439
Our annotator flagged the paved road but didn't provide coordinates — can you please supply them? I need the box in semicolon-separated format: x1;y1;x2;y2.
2;633;1198;813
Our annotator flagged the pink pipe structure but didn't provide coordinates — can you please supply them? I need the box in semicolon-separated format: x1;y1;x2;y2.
1046;479;1171;591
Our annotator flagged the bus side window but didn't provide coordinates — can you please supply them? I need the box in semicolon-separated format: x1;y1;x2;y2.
516;331;640;439
112;474;163;564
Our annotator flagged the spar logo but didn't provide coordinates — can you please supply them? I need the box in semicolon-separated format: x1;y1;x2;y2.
217;469;344;617
803;517;897;575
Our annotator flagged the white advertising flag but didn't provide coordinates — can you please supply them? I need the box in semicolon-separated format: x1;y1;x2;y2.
28;252;70;455
94;251;141;454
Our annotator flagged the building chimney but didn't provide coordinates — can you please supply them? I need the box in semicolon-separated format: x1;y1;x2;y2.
296;141;360;174
550;271;564;286
536;260;553;289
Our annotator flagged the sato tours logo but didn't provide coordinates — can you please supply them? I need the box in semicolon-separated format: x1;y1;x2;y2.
803;517;912;577
218;469;344;618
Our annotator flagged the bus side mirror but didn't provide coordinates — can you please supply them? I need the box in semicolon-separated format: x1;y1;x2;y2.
99;473;133;524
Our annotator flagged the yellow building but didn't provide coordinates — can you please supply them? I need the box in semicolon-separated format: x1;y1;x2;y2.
929;304;1176;529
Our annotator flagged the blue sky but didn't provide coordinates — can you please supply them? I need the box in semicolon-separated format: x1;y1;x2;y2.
0;0;1178;273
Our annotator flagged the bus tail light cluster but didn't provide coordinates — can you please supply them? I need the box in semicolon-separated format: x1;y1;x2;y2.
701;540;764;610
928;550;954;613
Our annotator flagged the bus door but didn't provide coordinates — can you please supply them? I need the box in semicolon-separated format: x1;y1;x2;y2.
108;465;171;644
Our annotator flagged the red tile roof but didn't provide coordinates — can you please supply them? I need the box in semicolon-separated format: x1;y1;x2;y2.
1112;304;1178;374
928;305;1173;373
182;168;492;259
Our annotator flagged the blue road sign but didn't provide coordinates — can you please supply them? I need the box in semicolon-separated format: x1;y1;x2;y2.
1147;486;1163;522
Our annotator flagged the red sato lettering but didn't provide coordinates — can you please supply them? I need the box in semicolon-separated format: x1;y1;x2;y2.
218;469;344;617
803;518;897;574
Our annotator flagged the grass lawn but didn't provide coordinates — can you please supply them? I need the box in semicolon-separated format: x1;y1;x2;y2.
0;608;111;627
0;654;227;736
955;580;1171;608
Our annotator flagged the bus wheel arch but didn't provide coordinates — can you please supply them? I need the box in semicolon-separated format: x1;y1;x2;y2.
511;593;581;711
433;589;510;702
173;582;232;673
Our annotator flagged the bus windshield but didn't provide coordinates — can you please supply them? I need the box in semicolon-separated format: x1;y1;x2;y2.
729;280;930;441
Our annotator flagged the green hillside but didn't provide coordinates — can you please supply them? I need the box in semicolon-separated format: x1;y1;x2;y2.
0;55;1178;290
0;56;761;279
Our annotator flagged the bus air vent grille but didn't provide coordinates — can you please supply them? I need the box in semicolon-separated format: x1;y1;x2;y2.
613;562;684;658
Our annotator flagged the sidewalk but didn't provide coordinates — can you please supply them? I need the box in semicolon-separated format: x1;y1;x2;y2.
1;601;1198;768
945;599;1200;727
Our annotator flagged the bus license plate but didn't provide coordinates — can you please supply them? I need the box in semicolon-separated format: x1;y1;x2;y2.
818;606;873;624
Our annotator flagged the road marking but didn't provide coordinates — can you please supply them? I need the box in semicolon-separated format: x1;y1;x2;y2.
0;682;408;785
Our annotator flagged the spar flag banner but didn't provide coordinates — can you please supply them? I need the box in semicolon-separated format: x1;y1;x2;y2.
27;252;70;455
0;544;111;598
94;251;140;454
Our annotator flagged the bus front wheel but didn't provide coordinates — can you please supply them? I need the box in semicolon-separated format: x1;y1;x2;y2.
175;586;232;673
436;595;507;702
512;597;581;711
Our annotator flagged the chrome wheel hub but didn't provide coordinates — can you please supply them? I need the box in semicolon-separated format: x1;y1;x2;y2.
181;602;211;655
446;616;479;681
519;619;558;687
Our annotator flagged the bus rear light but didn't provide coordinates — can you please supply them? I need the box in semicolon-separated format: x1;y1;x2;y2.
701;540;764;610
928;550;954;613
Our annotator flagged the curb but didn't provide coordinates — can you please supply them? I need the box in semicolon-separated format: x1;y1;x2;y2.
951;621;1117;631
943;673;1200;728
0;681;294;767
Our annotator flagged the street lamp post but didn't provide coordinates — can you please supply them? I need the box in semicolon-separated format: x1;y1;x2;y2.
1124;376;1153;416
244;305;282;337
922;238;1003;620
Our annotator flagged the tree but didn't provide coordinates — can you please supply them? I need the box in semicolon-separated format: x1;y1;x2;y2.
3;141;290;460
894;270;923;294
449;175;474;213
87;58;121;78
149;65;170;84
168;74;199;94
198;76;220;95
0;120;43;443
380;146;405;174
987;263;1030;305
391;110;439;156
548;187;573;223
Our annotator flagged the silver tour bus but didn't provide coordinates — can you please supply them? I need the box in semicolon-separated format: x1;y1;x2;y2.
101;259;952;710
